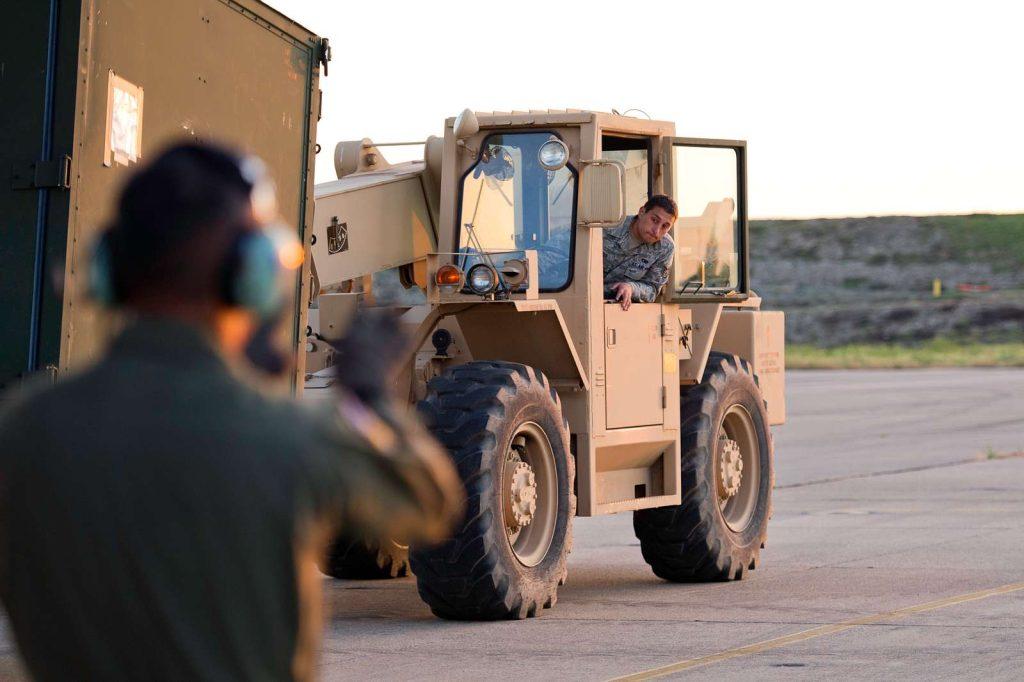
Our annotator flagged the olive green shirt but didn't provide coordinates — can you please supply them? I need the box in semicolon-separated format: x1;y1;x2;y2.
0;317;418;681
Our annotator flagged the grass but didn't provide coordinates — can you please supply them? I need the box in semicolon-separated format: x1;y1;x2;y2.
921;213;1024;271
787;339;1024;369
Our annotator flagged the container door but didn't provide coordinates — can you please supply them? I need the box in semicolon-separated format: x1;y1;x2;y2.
0;1;79;389
61;0;323;393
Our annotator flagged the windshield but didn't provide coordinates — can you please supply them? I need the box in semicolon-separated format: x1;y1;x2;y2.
457;132;577;290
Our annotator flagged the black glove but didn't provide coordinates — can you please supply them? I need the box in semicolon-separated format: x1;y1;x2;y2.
328;309;410;406
244;313;289;376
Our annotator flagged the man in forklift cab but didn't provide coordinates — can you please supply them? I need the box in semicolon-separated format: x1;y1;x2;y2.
602;194;677;310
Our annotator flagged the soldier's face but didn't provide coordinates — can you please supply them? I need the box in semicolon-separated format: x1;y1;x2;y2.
633;207;675;244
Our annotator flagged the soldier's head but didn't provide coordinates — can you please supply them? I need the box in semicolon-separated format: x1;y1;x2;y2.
92;142;302;331
632;194;678;245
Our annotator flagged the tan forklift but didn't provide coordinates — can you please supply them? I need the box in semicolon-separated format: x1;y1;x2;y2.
304;109;785;620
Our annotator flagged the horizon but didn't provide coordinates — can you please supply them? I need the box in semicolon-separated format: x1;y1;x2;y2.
752;210;1024;221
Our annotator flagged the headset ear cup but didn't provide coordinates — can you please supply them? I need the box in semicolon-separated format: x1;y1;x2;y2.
90;232;118;306
225;232;283;319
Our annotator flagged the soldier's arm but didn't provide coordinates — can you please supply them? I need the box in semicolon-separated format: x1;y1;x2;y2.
629;248;672;302
291;395;462;681
303;310;463;545
302;392;463;547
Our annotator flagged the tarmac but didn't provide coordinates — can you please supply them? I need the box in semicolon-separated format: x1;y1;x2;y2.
315;368;1024;680
2;368;1022;679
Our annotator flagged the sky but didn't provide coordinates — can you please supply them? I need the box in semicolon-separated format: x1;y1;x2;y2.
269;0;1023;219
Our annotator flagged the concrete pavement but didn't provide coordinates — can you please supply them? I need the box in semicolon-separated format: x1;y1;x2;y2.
314;368;1024;680
2;368;1022;679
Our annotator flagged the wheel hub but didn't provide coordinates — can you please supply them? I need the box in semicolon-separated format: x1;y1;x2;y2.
504;458;538;533
718;437;744;499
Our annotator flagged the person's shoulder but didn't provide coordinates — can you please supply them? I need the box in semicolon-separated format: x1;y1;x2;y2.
0;366;97;427
230;388;319;438
0;370;89;453
0;387;37;439
615;215;636;234
657;232;675;253
601;215;630;238
239;392;359;459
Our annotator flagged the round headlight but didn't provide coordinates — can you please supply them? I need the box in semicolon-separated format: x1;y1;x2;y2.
467;264;498;294
538;139;569;171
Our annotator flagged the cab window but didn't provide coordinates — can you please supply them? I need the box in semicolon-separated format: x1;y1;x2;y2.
601;135;651;213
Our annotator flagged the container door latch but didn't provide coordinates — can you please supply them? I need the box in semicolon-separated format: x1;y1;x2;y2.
11;155;71;191
318;38;332;77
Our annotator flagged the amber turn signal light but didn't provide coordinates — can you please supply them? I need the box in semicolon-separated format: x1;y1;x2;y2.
435;264;464;288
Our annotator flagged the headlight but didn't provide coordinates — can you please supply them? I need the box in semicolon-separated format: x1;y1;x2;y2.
538;139;569;171
467;264;498;294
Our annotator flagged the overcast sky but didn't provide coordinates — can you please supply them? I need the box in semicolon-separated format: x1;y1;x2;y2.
269;0;1022;219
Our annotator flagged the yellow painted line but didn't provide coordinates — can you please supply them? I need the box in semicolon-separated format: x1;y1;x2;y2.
610;581;1024;681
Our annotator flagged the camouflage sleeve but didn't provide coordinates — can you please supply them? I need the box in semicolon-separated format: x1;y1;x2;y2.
630;241;674;302
299;392;463;546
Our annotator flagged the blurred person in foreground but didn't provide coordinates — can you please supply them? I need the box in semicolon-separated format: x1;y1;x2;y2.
0;142;462;681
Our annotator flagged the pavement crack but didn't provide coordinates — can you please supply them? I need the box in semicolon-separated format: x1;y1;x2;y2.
777;452;1024;490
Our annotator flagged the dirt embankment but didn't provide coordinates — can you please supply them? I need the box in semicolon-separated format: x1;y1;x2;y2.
750;214;1024;346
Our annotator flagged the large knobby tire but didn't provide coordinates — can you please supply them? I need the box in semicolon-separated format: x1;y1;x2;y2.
633;353;773;581
320;535;409;579
410;361;575;620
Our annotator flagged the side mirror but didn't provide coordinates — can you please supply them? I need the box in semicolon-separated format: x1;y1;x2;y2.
578;160;625;227
453;108;479;141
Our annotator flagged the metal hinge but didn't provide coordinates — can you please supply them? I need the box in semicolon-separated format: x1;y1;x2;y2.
658;313;667;336
9;365;59;389
681;322;692;349
318;37;332;76
661;385;667;409
11;155;71;190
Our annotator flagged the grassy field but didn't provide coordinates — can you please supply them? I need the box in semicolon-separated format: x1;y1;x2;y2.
922;213;1024;271
787;340;1024;369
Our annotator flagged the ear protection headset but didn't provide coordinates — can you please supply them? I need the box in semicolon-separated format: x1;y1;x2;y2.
89;152;302;320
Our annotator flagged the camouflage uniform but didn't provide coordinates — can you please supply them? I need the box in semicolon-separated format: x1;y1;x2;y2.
535;216;673;299
603;216;674;302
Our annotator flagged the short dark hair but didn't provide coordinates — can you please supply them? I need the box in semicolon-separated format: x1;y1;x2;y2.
106;142;254;303
640;194;678;218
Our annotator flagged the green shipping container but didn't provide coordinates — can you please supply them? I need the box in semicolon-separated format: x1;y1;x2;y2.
0;0;326;391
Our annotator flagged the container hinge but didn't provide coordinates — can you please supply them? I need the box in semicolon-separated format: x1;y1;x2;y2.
658;313;667;336
661;385;667;409
318;37;332;76
11;155;71;190
12;365;58;388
